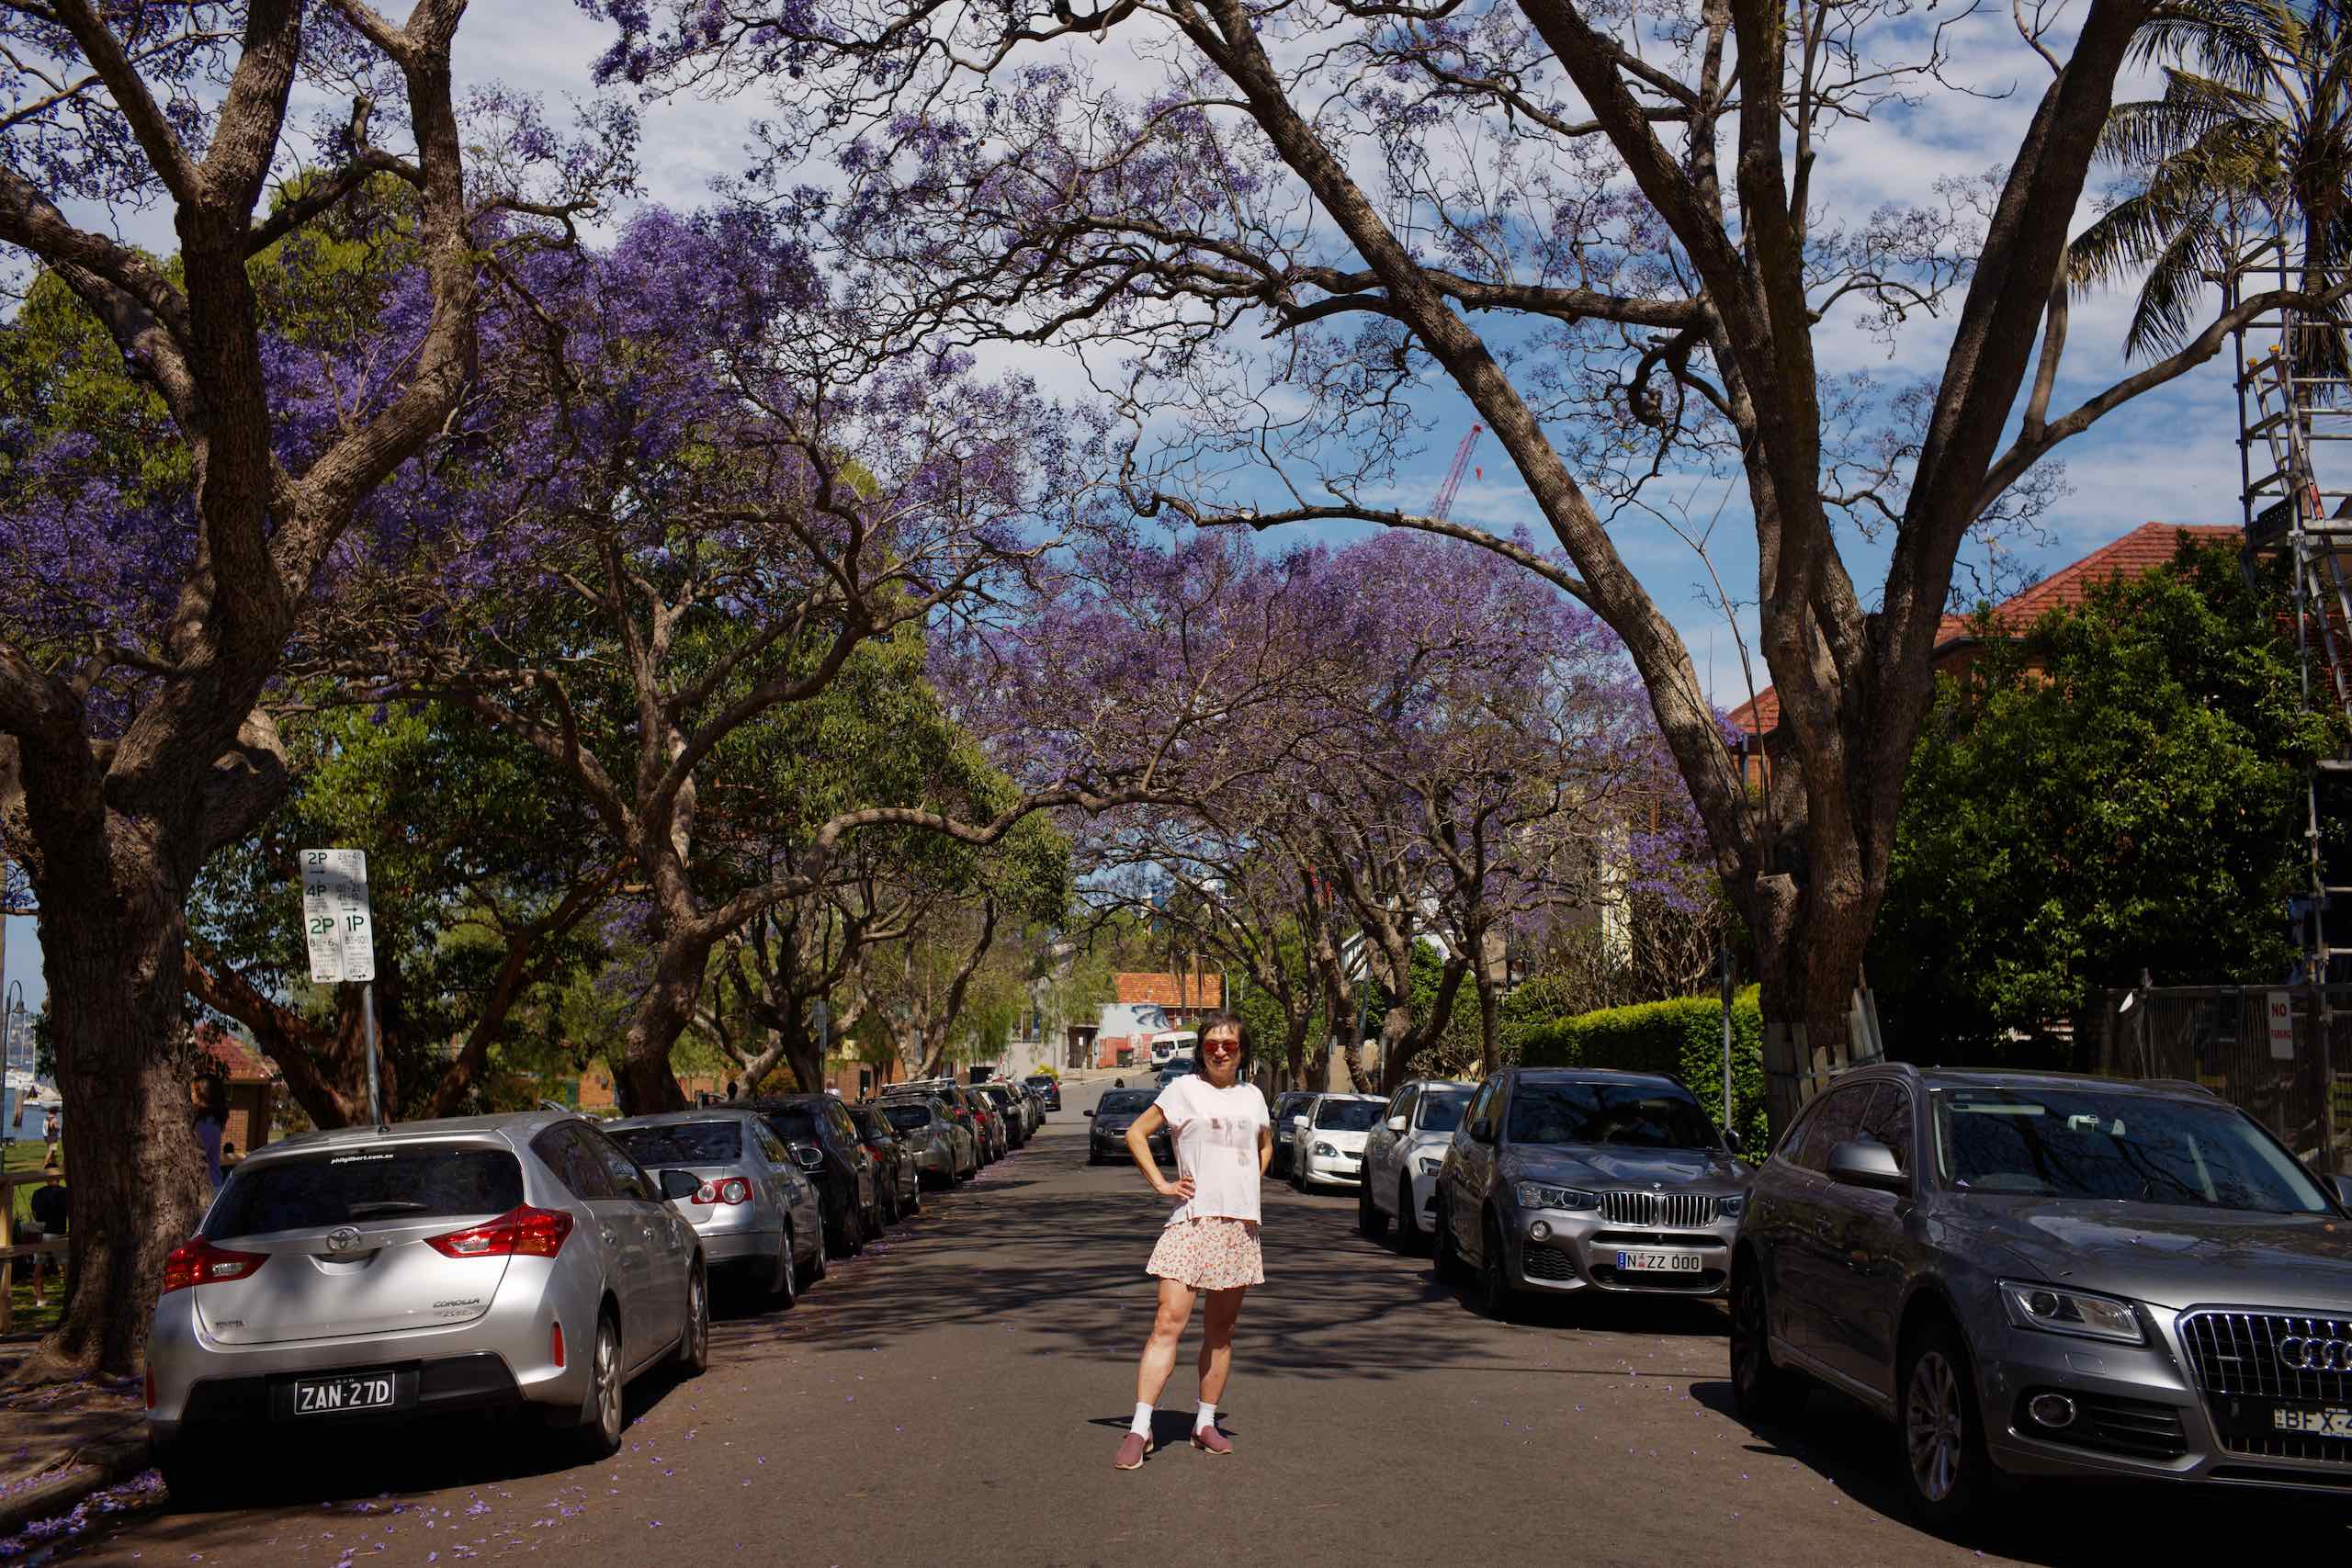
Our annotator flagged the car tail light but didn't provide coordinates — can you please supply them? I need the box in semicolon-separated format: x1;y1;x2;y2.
692;1178;752;1206
550;1321;566;1370
425;1204;574;1258
161;1237;268;1293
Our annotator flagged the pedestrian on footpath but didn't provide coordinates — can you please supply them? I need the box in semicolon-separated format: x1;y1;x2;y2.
1113;1012;1271;1469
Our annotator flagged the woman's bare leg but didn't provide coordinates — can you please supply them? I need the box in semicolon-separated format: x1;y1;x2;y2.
1198;1285;1247;1405
1136;1278;1197;1406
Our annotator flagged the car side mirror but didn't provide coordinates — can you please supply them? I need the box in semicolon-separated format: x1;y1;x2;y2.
1083;1109;1096;1117
1468;1122;1495;1146
2333;1173;2352;1209
793;1145;824;1171
1722;1129;1744;1154
658;1168;700;1201
1827;1139;1907;1192
1385;1115;1407;1134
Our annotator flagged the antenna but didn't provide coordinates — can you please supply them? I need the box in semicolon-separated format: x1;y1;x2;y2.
1429;423;1484;520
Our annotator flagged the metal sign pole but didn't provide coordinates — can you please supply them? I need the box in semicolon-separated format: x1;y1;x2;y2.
362;982;385;1131
1719;935;1735;1133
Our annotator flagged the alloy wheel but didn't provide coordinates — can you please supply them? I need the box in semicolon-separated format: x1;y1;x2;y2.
680;1266;709;1372
1479;1219;1513;1320
592;1318;623;1449
1905;1350;1964;1504
775;1235;797;1308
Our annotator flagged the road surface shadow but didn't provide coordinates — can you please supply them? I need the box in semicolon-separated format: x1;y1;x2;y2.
1687;1378;2352;1562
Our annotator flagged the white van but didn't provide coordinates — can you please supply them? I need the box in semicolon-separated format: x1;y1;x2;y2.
1148;1031;1195;1068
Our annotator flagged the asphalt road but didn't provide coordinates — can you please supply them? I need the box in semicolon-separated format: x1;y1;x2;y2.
69;1077;2351;1565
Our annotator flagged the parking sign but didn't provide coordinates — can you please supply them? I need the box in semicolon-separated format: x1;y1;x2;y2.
300;850;376;985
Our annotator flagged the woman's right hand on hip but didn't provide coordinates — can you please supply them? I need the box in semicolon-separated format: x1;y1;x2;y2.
1156;1174;1195;1201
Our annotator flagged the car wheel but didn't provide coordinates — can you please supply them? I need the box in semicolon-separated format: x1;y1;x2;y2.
769;1231;798;1310
1899;1318;1990;1529
1477;1213;1519;1321
806;1222;828;1283
1433;1195;1467;1285
154;1438;230;1506
907;1179;922;1217
1729;1262;1804;1423
844;1197;867;1256
1395;1178;1422;1251
673;1262;709;1375
572;1310;625;1459
1358;1173;1389;1238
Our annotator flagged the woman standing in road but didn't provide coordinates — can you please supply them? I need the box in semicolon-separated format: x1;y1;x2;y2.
1113;1012;1271;1469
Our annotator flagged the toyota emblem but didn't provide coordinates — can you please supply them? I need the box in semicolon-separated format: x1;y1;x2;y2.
325;1226;363;1254
2278;1336;2352;1373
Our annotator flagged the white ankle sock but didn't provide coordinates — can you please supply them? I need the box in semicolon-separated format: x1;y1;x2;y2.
1129;1402;1154;1438
1194;1402;1217;1432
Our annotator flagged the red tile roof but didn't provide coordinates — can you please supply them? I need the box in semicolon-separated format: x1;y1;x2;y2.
1727;523;2242;739
193;1025;276;1084
1114;972;1224;1010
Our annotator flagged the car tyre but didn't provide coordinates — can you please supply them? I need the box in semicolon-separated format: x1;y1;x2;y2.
806;1224;828;1284
1898;1318;1990;1531
1358;1173;1389;1238
154;1438;231;1506
1728;1263;1804;1424
1394;1177;1422;1251
571;1310;626;1461
1477;1213;1520;1321
907;1178;922;1217
768;1231;798;1311
673;1261;710;1376
1433;1195;1468;1285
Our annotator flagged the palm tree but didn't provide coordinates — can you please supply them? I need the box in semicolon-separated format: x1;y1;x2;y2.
2072;0;2352;380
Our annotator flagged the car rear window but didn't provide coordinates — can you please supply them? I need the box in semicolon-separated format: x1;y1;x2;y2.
883;1104;933;1133
609;1122;742;1166
1314;1100;1384;1132
207;1145;524;1238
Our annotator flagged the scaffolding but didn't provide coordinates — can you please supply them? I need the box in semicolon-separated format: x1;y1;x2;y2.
2233;242;2352;1167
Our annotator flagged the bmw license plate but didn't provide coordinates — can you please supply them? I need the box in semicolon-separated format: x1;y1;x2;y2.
291;1374;398;1416
2274;1405;2352;1438
1616;1248;1703;1273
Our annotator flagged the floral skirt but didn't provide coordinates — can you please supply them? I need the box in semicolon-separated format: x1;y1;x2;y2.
1147;1217;1264;1292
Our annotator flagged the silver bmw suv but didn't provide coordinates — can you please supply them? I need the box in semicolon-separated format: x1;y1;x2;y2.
146;1112;709;1494
1732;1065;2352;1528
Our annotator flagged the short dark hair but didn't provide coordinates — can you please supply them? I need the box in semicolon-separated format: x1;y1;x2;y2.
1197;1012;1251;1077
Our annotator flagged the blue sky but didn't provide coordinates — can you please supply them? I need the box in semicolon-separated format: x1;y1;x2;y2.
6;4;2271;1016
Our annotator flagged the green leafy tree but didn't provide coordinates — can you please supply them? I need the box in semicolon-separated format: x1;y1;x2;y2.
1872;542;2344;1055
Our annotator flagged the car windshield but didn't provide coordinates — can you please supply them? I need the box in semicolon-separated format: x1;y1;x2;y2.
1931;1085;2332;1213
882;1104;934;1133
1098;1091;1155;1115
1314;1100;1385;1132
608;1122;741;1167
1024;1077;1052;1088
207;1146;523;1238
1418;1091;1471;1134
1506;1082;1719;1148
763;1106;821;1144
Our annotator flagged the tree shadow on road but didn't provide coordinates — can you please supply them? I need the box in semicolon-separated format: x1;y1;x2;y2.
1687;1379;2351;1564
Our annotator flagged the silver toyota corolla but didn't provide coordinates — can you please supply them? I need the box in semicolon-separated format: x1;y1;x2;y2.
145;1111;709;1495
607;1110;824;1303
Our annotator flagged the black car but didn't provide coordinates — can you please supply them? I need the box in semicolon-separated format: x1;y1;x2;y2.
1024;1074;1062;1112
1088;1088;1173;1166
975;1081;1031;1148
749;1095;881;1258
847;1101;922;1224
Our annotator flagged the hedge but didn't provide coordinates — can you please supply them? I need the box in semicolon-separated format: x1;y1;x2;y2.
1513;986;1770;1154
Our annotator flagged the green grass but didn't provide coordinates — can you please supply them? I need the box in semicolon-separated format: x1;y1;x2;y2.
3;1139;65;1337
5;1137;52;1231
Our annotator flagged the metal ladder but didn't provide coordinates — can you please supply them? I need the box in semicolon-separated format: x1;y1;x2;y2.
2248;347;2352;727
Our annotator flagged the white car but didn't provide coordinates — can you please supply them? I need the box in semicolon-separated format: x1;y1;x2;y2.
1358;1079;1474;1247
1288;1094;1387;1191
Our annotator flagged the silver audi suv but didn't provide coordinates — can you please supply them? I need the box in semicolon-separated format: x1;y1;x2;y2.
1731;1065;2352;1529
1432;1067;1752;1317
146;1111;709;1495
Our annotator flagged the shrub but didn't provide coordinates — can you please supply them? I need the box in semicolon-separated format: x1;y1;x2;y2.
1514;987;1770;1154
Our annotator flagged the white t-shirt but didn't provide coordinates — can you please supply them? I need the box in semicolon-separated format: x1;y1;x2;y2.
1153;1076;1269;1227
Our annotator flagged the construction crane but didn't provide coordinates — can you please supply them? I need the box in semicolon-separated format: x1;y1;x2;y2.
1429;423;1484;520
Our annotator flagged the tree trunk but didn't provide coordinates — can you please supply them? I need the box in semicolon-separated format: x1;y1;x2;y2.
613;938;705;1114
1475;960;1500;1077
1279;1013;1309;1092
1747;874;1874;1132
28;861;210;1379
779;1011;823;1094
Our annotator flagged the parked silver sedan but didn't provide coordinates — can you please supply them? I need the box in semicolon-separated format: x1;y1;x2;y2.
876;1095;976;1186
145;1112;708;1495
607;1111;824;1303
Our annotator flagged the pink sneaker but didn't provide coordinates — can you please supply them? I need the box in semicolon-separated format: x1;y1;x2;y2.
1192;1423;1233;1456
1114;1432;1149;1470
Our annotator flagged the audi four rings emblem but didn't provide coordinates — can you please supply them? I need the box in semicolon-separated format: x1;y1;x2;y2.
2278;1336;2352;1371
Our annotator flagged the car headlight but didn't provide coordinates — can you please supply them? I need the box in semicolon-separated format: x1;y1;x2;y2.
1999;1280;2145;1344
1714;1194;1746;1219
1313;1142;1339;1157
1417;1156;1443;1176
1515;1183;1600;1212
